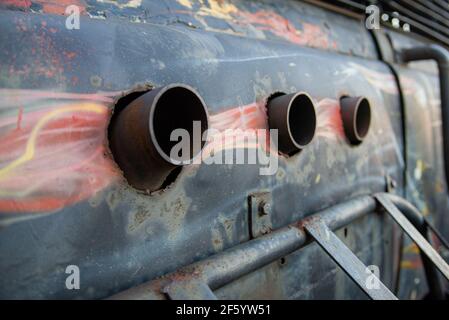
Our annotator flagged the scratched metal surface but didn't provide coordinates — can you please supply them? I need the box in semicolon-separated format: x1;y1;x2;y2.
0;0;420;299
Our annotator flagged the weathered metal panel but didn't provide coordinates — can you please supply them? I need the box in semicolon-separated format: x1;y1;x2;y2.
384;30;449;299
0;0;419;300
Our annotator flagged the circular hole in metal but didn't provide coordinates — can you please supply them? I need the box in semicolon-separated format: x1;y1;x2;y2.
152;86;209;163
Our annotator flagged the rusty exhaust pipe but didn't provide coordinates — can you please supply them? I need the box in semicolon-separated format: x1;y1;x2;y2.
109;84;209;191
340;96;371;145
267;92;317;155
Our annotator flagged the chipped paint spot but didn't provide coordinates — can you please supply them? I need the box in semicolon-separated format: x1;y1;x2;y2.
276;167;285;181
124;179;192;241
211;227;224;251
90;75;103;88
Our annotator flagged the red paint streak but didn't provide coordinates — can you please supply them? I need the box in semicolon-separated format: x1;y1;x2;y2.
315;98;345;140
172;7;337;50
210;101;267;131
0;88;347;214
207;101;272;153
16;106;23;130
1;0;87;14
206;97;344;154
0;0;31;9
235;10;337;49
33;0;87;15
0;91;120;213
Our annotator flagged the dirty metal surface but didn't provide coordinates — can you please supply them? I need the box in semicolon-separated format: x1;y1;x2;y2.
0;0;377;59
0;0;413;299
303;217;397;300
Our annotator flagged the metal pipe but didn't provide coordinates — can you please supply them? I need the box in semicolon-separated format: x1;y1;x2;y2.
108;196;375;299
109;84;209;191
267;92;317;155
399;45;449;191
108;194;445;300
340;96;371;145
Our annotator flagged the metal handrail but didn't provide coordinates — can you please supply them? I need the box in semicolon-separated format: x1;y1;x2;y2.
109;193;448;300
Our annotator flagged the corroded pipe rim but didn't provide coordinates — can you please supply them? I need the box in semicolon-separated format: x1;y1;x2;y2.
340;95;371;145
352;97;371;143
285;91;317;150
148;83;210;165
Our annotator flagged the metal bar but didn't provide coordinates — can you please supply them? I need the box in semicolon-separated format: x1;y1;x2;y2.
163;280;218;300
375;194;449;281
425;218;449;250
109;196;376;299
433;0;449;12
403;0;449;26
304;219;397;300
400;46;449;193
110;193;447;300
385;193;446;300
387;1;449;37
383;11;449;47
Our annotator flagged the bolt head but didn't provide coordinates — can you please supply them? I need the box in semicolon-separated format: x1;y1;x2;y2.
259;202;271;216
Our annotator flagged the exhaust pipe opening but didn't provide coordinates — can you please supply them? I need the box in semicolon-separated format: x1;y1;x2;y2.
267;92;317;156
109;84;209;192
151;86;209;163
340;96;371;145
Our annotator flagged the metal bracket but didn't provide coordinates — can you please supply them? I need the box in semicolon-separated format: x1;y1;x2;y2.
304;218;397;300
248;192;273;238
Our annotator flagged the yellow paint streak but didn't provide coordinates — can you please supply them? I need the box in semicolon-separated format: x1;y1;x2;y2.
414;159;424;180
177;0;193;9
193;0;238;20
0;103;106;181
421;205;429;217
97;0;142;9
403;242;420;254
401;261;416;269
